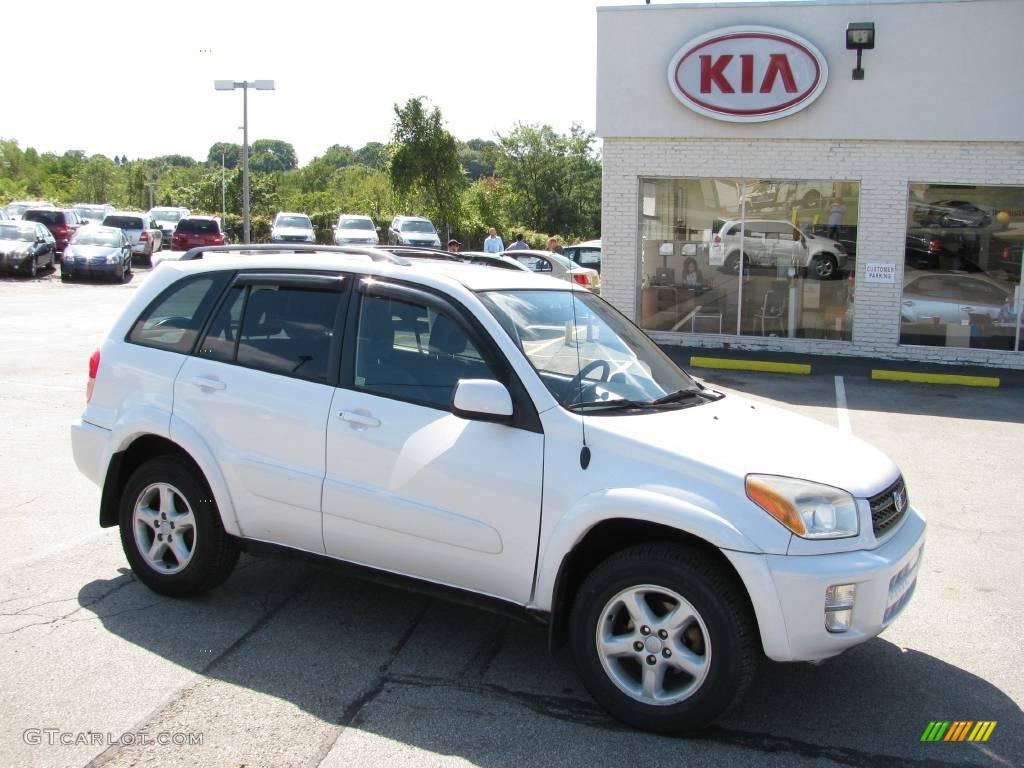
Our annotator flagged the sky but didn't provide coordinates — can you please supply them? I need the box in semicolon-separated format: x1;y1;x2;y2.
2;0;659;165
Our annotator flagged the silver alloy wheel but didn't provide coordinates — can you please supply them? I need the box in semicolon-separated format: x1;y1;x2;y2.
132;482;197;575
595;584;711;706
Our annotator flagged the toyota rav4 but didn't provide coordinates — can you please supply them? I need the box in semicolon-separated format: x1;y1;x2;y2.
71;245;925;733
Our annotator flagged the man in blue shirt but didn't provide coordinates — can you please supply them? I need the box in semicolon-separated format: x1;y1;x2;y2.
483;227;504;253
506;233;529;250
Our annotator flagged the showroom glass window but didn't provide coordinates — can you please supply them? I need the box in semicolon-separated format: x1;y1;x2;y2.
900;184;1023;352
638;178;858;341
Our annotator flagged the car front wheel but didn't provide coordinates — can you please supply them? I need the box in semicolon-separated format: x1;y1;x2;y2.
118;456;239;597
811;254;838;280
569;543;757;733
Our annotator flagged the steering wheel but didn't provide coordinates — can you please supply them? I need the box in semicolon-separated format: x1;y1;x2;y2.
568;359;611;396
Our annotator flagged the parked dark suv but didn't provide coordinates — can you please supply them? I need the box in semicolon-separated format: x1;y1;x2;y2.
171;216;227;250
22;208;84;254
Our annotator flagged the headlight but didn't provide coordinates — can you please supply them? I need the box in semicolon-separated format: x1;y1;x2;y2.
745;475;859;539
106;253;120;263
306;234;316;242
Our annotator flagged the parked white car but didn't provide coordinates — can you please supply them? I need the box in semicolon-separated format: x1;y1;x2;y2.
709;219;848;279
333;214;380;245
270;212;316;243
71;246;924;733
388;215;441;248
507;249;602;294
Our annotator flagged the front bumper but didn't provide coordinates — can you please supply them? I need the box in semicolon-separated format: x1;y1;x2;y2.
62;260;123;278
727;506;926;662
0;254;34;273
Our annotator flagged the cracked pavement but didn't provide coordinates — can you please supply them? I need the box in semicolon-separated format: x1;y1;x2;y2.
1;269;1022;767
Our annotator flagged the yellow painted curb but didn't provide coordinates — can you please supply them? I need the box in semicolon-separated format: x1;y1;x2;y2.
871;370;1000;387
689;357;811;375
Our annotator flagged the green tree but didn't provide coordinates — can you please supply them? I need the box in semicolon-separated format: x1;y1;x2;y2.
207;142;241;169
72;155;119;203
459;139;498;181
389;97;465;234
354;142;387;170
249;139;298;172
495;123;601;238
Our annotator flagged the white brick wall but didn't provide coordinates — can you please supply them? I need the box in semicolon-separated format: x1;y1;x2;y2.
601;138;1024;370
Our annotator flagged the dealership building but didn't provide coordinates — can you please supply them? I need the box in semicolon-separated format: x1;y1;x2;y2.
597;0;1024;368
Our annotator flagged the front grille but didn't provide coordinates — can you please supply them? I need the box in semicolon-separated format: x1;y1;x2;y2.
869;476;908;537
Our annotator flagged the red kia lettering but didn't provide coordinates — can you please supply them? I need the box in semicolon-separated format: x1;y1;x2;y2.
699;53;798;95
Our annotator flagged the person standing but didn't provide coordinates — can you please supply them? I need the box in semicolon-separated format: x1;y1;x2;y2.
483;227;504;253
506;233;529;250
827;198;845;240
546;236;563;254
447;239;460;253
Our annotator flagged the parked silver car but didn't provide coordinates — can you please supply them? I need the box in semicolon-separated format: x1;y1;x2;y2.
333;214;379;245
901;273;1009;325
270;212;316;243
148;207;191;248
73;203;116;226
101;212;163;260
5;200;55;220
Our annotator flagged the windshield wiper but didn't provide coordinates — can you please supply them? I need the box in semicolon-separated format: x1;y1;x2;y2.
651;388;703;405
567;398;661;413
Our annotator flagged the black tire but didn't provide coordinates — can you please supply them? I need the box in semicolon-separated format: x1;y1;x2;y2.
118;456;239;597
120;261;129;283
569;543;758;733
802;190;821;209
724;251;747;275
28;259;37;278
811;254;838;280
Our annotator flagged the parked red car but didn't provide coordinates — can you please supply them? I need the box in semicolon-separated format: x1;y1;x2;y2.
22;208;84;254
171;216;227;250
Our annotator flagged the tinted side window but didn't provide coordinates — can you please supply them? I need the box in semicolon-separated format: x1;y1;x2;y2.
229;285;341;382
197;284;245;363
354;295;494;408
128;273;231;353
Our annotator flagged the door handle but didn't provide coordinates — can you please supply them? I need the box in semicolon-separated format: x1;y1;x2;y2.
338;410;381;429
185;376;226;391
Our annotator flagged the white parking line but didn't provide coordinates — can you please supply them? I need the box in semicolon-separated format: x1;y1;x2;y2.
834;375;851;434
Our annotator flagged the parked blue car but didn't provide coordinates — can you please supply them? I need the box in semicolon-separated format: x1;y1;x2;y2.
61;226;133;282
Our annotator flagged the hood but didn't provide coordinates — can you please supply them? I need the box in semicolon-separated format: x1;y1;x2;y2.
588;393;898;499
403;234;439;243
66;244;119;258
0;238;32;252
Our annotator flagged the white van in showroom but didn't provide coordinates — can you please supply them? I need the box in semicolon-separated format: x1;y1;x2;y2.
71;245;924;733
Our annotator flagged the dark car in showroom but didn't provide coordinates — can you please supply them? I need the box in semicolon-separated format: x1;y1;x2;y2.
22;207;84;254
61;226;133;282
0;221;56;277
171;216;227;250
904;228;983;273
913;200;994;229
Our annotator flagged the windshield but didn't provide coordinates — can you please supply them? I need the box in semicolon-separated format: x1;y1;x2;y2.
400;220;435;233
275;215;312;229
72;229;122;247
76;206;108;221
479;290;699;412
0;224;35;242
24;210;64;226
150;210;183;224
339;217;374;230
176;218;219;234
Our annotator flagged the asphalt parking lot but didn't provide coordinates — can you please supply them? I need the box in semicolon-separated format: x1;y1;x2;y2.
1;265;1022;768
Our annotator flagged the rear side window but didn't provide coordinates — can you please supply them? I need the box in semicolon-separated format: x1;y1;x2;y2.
24;210;63;226
177;218;219;234
198;281;343;383
104;216;145;229
128;273;231;353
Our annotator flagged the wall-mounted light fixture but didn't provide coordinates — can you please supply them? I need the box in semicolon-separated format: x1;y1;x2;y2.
845;22;875;80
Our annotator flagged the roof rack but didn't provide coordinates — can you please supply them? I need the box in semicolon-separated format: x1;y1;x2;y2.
373;245;463;262
178;243;409;265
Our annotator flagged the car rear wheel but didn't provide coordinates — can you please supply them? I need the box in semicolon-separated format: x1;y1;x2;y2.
119;456;239;597
724;251;747;275
569;543;757;733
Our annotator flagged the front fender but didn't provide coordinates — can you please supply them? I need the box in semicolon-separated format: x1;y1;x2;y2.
532;486;770;612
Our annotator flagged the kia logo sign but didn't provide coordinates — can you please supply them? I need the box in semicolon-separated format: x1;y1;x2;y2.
668;26;828;122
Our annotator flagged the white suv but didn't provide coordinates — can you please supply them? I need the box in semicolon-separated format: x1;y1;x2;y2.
709;219;848;279
71;245;924;733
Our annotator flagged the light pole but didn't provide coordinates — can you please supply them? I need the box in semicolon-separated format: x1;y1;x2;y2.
221;149;226;220
214;80;275;243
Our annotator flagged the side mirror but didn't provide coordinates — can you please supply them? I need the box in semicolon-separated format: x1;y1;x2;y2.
451;379;513;421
